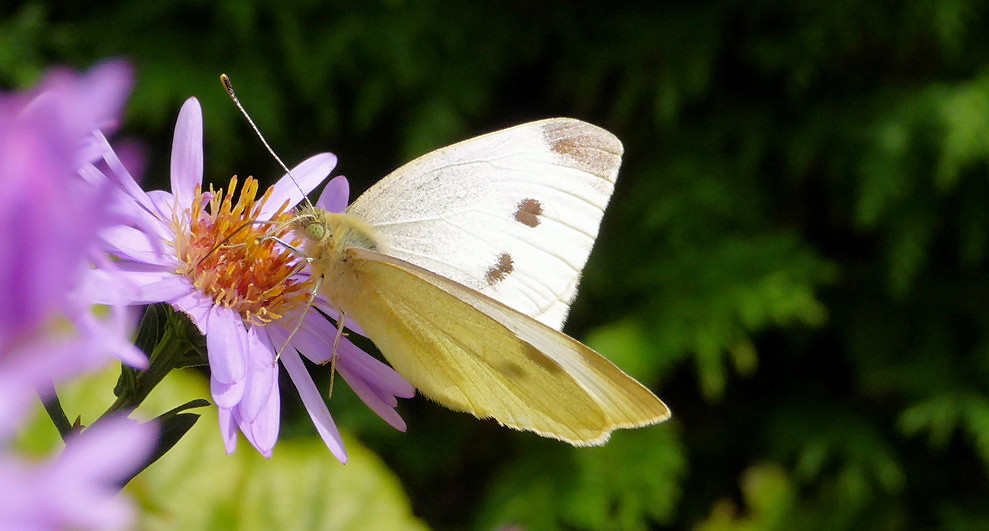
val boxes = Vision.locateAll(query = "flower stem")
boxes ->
[38,382,75,441]
[98,305,204,421]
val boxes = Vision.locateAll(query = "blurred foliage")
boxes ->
[6,0,989,528]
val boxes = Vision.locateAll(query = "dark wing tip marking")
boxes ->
[485,252,514,286]
[513,198,543,227]
[542,120,623,180]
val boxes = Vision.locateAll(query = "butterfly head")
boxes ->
[292,206,331,244]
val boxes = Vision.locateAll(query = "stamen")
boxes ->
[172,176,312,326]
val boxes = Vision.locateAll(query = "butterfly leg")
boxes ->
[273,270,320,364]
[266,236,306,256]
[327,311,347,398]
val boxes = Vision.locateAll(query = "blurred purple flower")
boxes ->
[0,60,147,429]
[0,61,156,531]
[93,98,413,461]
[0,416,156,531]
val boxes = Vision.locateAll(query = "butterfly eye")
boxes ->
[305,222,326,241]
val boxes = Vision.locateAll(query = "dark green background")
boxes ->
[6,1,989,528]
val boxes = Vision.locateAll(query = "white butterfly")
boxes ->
[296,118,670,445]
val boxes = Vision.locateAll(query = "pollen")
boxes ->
[172,176,312,326]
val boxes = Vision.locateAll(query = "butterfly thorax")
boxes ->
[294,206,386,253]
[293,207,388,304]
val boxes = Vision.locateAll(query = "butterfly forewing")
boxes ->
[346,118,622,330]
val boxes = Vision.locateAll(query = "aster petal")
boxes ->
[0,380,37,439]
[146,190,181,222]
[100,225,172,266]
[338,365,408,432]
[56,416,155,485]
[74,310,148,370]
[86,267,191,306]
[237,328,276,421]
[0,340,77,437]
[136,277,196,305]
[206,306,247,384]
[74,269,133,306]
[60,59,133,139]
[217,408,238,455]
[316,175,350,213]
[78,132,142,180]
[146,190,174,213]
[170,290,214,334]
[78,163,172,244]
[277,345,348,462]
[243,372,280,458]
[259,153,338,218]
[210,375,245,408]
[0,460,37,528]
[287,318,335,364]
[76,160,110,187]
[24,60,133,150]
[170,98,204,210]
[337,339,416,398]
[91,132,159,217]
[111,342,148,370]
[109,139,146,186]
[313,299,367,337]
[1,144,102,329]
[15,414,154,531]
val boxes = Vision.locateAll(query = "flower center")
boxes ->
[173,176,311,326]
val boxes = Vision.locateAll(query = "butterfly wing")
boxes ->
[332,247,669,445]
[346,118,622,330]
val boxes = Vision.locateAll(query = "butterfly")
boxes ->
[292,118,670,445]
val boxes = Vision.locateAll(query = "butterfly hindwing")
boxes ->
[331,247,669,445]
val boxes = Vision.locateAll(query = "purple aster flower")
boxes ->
[0,60,147,430]
[94,98,413,461]
[0,416,156,531]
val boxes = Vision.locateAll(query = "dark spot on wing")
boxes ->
[514,198,543,228]
[485,252,514,286]
[522,343,563,374]
[499,361,526,378]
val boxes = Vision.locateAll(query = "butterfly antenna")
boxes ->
[220,74,314,210]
